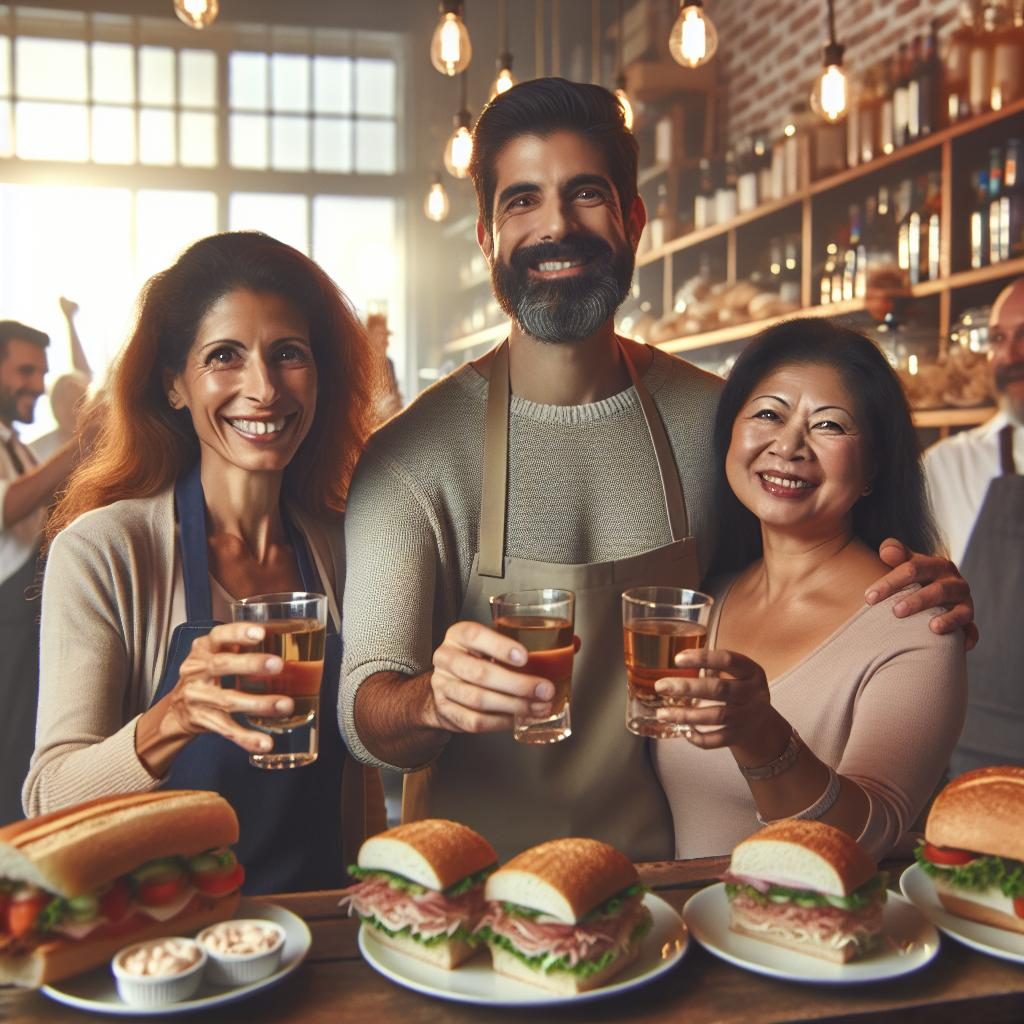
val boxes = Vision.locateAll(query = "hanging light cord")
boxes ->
[826,0,837,47]
[617,0,625,77]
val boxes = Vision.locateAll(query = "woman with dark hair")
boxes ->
[25,231,383,893]
[654,319,966,861]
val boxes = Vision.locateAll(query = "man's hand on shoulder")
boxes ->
[866,538,978,651]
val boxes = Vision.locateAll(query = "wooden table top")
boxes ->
[4,857,1023,1023]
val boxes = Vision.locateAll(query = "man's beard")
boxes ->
[0,389,34,425]
[491,233,634,343]
[996,360,1024,422]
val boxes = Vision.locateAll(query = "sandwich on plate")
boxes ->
[475,837,651,995]
[339,818,497,968]
[0,791,244,987]
[724,820,886,963]
[915,765,1024,934]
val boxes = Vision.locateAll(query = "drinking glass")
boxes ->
[621,587,714,738]
[489,588,575,744]
[230,592,328,769]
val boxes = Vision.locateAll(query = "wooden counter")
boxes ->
[4,857,1023,1023]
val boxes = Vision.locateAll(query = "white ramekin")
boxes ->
[111,937,207,1007]
[196,919,286,985]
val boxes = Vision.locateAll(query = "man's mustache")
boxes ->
[510,234,615,274]
[994,362,1024,391]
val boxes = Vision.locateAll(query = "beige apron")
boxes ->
[404,339,700,861]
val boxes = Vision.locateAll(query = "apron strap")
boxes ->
[998,424,1016,476]
[174,463,214,622]
[477,338,690,578]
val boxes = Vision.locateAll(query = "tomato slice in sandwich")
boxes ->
[192,862,245,897]
[99,878,132,923]
[7,893,48,938]
[921,843,976,866]
[1014,896,1024,919]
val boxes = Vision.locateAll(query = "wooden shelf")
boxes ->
[912,406,994,428]
[941,257,1024,291]
[443,321,508,354]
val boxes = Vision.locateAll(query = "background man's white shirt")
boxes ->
[0,421,46,585]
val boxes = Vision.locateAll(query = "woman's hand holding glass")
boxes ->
[155,624,294,758]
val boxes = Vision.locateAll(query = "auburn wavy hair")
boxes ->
[47,231,379,544]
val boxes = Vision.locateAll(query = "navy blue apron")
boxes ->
[150,464,345,894]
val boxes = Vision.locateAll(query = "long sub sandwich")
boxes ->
[0,791,244,987]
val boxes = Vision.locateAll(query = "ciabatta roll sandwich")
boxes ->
[475,837,652,995]
[0,791,244,987]
[724,820,886,964]
[916,765,1024,934]
[339,818,497,968]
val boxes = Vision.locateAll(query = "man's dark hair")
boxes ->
[709,318,940,576]
[0,320,49,361]
[469,77,638,236]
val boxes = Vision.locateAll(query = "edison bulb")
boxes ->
[668,2,718,68]
[810,44,849,123]
[431,10,472,77]
[615,87,635,131]
[174,0,218,29]
[424,177,450,222]
[490,65,516,100]
[444,124,473,178]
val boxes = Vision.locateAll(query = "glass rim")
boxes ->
[231,591,327,610]
[488,588,575,607]
[621,586,714,611]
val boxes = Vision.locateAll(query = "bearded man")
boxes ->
[339,79,974,860]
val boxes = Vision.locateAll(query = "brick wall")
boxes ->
[712,0,962,149]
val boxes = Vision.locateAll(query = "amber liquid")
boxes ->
[492,615,574,713]
[240,618,326,732]
[623,619,707,695]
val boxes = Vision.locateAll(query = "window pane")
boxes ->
[272,115,309,171]
[313,117,352,173]
[92,105,134,164]
[355,59,395,117]
[230,112,268,169]
[92,42,134,104]
[180,49,217,109]
[181,111,216,166]
[271,54,309,113]
[136,190,218,285]
[15,102,88,160]
[229,193,308,253]
[140,46,175,106]
[0,101,11,157]
[313,56,351,115]
[16,39,87,101]
[0,38,10,98]
[230,52,266,111]
[139,108,176,165]
[355,119,395,174]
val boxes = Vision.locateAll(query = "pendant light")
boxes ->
[444,73,473,179]
[668,1,718,68]
[489,0,516,99]
[614,0,635,130]
[431,1,473,77]
[809,0,849,122]
[424,173,451,222]
[174,0,218,29]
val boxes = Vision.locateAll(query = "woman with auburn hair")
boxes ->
[25,231,383,893]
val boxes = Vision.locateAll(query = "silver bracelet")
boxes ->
[757,766,842,826]
[738,727,801,781]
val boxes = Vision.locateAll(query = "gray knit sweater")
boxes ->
[340,348,724,768]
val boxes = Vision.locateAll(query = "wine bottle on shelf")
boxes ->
[694,158,716,230]
[969,168,991,269]
[893,43,911,148]
[857,66,880,164]
[649,183,671,249]
[991,4,1024,109]
[945,1,977,124]
[858,194,877,294]
[897,179,923,286]
[781,236,801,306]
[917,22,940,138]
[924,171,942,281]
[843,204,862,301]
[879,56,897,155]
[968,2,996,116]
[737,137,759,213]
[995,137,1023,261]
[820,242,839,305]
[987,145,1004,265]
[754,135,772,205]
[906,35,923,142]
[716,150,739,224]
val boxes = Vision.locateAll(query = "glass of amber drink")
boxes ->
[490,589,575,745]
[231,592,328,769]
[622,587,714,738]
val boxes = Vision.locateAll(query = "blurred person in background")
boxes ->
[25,232,384,891]
[367,312,402,424]
[31,296,93,463]
[0,318,92,823]
[924,279,1024,775]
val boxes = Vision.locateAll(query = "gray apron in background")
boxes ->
[403,340,699,861]
[951,424,1024,776]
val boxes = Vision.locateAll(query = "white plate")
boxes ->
[357,892,688,1007]
[900,862,1024,964]
[41,900,311,1017]
[683,882,939,984]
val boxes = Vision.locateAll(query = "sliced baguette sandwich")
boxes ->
[0,791,244,987]
[916,765,1024,934]
[476,837,651,995]
[724,820,886,964]
[339,818,497,968]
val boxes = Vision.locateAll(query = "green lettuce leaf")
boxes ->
[725,872,887,911]
[363,916,480,947]
[500,882,648,922]
[444,864,497,897]
[914,845,1024,898]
